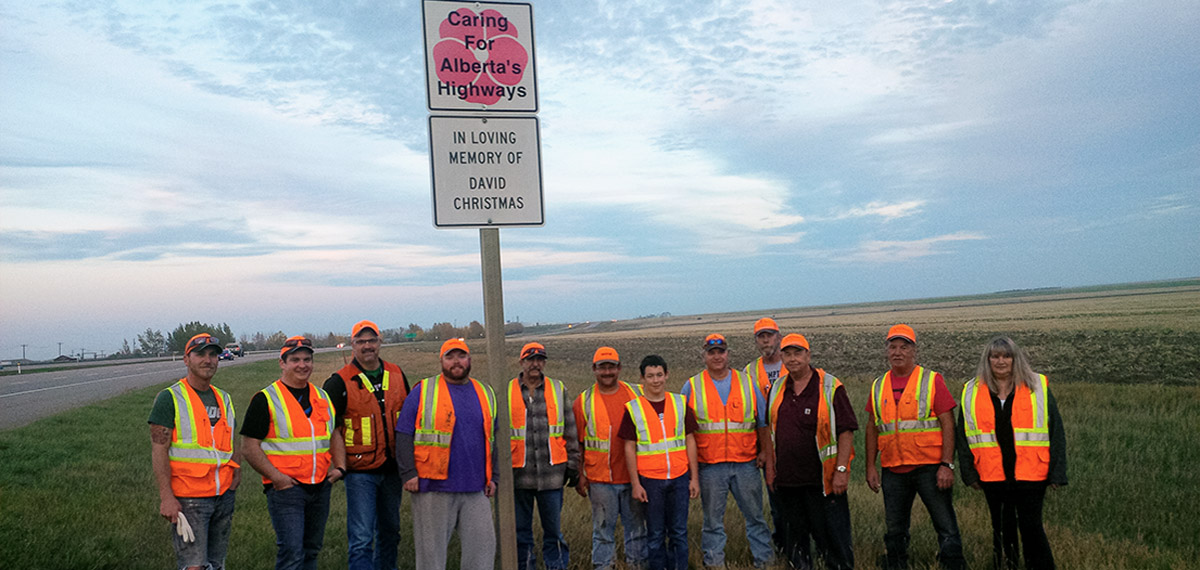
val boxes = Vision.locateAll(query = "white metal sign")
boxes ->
[429,115,543,228]
[422,1,537,113]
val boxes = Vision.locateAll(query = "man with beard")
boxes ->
[396,338,498,570]
[324,320,410,570]
[148,333,241,570]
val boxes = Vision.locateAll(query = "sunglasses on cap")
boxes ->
[186,335,220,354]
[284,337,314,349]
[705,338,726,346]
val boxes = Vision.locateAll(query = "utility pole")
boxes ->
[20,344,27,360]
[58,342,63,356]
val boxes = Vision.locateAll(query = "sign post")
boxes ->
[421,3,539,570]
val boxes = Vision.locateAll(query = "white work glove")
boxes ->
[175,511,195,543]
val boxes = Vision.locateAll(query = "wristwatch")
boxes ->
[835,465,848,473]
[940,462,955,470]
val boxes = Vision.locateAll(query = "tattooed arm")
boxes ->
[150,423,181,522]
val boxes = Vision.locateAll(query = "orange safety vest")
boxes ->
[338,361,408,471]
[165,379,238,497]
[626,393,689,480]
[412,375,496,482]
[259,380,334,485]
[766,369,854,495]
[685,369,759,464]
[577,381,643,482]
[961,375,1051,482]
[870,366,944,468]
[509,376,567,468]
[743,357,787,401]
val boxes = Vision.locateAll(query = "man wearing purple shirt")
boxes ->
[396,339,498,570]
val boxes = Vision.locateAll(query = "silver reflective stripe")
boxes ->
[962,380,980,432]
[420,376,441,430]
[1032,374,1048,429]
[966,433,998,445]
[511,428,527,438]
[819,444,838,460]
[914,367,930,418]
[696,422,725,432]
[414,432,453,445]
[169,447,233,462]
[262,439,329,454]
[725,421,755,431]
[584,437,610,452]
[1014,432,1050,442]
[895,419,941,430]
[168,384,195,443]
[263,384,293,439]
[548,425,564,436]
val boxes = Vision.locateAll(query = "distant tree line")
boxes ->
[114,319,523,358]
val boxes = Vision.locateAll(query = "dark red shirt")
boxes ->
[773,368,858,488]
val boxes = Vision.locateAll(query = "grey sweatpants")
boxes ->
[411,490,496,570]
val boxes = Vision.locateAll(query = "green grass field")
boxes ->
[3,286,1199,569]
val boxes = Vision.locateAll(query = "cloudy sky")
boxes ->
[2,0,1197,360]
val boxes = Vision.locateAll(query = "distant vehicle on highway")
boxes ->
[225,343,244,357]
[219,349,235,361]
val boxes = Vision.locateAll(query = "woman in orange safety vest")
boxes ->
[956,337,1067,570]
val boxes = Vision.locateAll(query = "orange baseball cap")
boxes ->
[351,320,379,338]
[886,324,916,344]
[520,342,547,360]
[279,336,314,359]
[703,333,727,351]
[781,333,810,351]
[185,333,222,356]
[440,338,469,356]
[753,318,779,335]
[593,346,620,364]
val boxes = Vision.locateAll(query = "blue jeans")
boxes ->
[641,474,690,570]
[266,483,332,570]
[881,465,965,570]
[587,482,647,569]
[172,490,236,570]
[345,470,403,570]
[515,488,569,570]
[698,461,774,567]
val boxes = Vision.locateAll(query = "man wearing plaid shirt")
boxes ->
[509,342,581,570]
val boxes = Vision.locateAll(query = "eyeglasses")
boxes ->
[283,337,313,348]
[353,338,381,346]
[187,335,220,353]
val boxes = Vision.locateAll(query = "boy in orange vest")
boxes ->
[620,355,699,570]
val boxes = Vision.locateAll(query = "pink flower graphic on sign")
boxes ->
[433,8,528,105]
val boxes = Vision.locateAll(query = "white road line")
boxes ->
[0,369,180,399]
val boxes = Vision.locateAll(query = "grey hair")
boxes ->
[975,336,1038,394]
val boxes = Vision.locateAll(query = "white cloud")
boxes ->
[838,231,985,263]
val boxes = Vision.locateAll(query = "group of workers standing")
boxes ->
[149,317,1066,570]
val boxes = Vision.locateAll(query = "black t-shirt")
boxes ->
[239,383,313,441]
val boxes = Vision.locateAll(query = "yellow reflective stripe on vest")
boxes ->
[629,397,686,455]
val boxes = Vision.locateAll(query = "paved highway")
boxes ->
[0,352,284,430]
